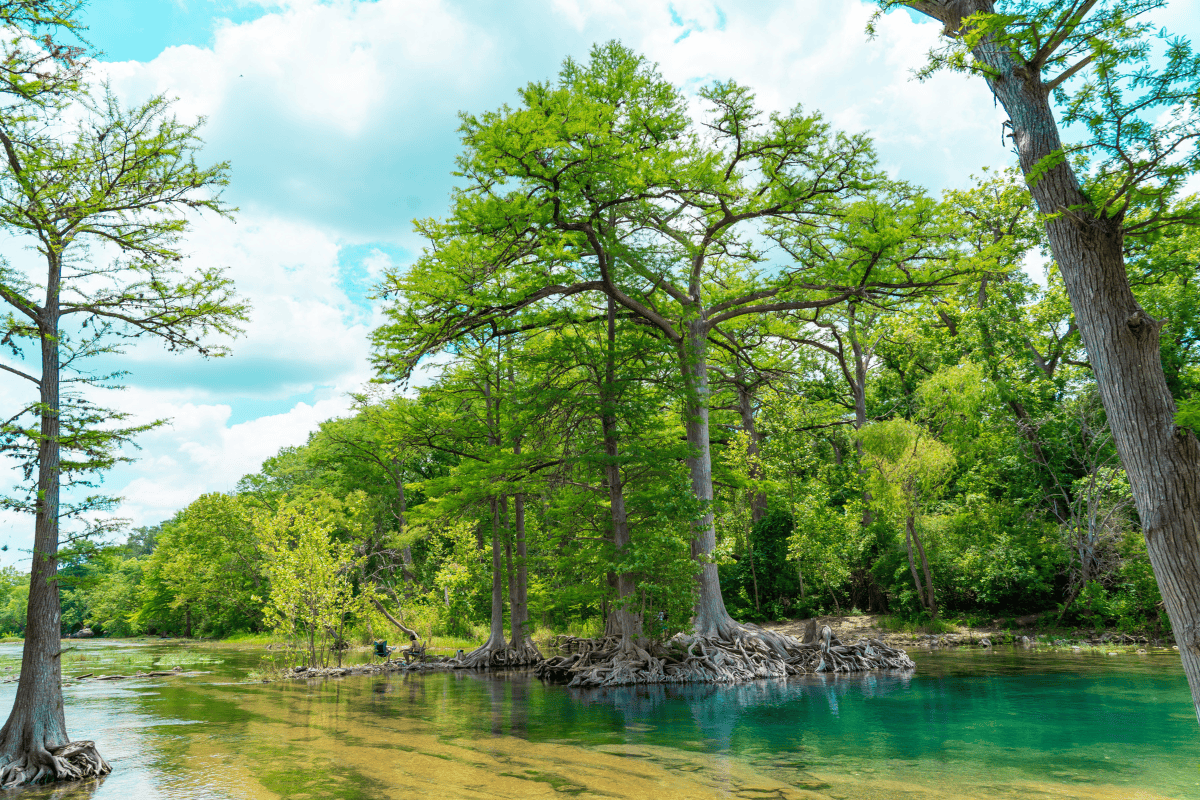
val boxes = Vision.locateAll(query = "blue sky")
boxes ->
[1,0,1198,558]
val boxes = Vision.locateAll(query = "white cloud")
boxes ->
[103,392,355,528]
[99,0,506,243]
[10,0,1194,548]
[93,210,373,400]
[603,1,1011,191]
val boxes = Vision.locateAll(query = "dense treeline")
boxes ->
[37,43,1199,651]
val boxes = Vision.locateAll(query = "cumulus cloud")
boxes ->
[109,211,374,399]
[544,1,1011,191]
[99,0,513,243]
[102,392,355,528]
[7,0,1194,544]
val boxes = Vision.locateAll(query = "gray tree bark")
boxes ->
[736,381,768,525]
[903,0,1200,720]
[681,318,740,639]
[0,249,109,785]
[602,299,642,641]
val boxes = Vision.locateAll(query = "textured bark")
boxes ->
[906,0,1200,720]
[736,382,768,525]
[0,250,110,787]
[370,597,420,641]
[502,494,515,639]
[905,514,938,619]
[681,319,739,640]
[511,492,531,648]
[466,373,509,665]
[504,355,537,661]
[460,496,509,667]
[487,498,506,648]
[602,299,642,641]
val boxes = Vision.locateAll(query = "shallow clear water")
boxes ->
[0,641,1195,799]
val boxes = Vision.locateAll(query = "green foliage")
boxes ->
[721,509,803,622]
[858,419,955,514]
[254,492,373,668]
[0,568,28,635]
[136,493,264,637]
[429,519,492,638]
[49,38,1199,647]
[613,474,700,640]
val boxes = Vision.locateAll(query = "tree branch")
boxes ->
[0,361,39,386]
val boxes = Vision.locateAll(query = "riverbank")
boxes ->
[763,614,1176,653]
[11,639,1194,800]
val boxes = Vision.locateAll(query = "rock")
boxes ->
[1136,649,1147,655]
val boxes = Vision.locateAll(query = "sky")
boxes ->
[0,0,1198,561]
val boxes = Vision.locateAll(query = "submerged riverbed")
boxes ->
[0,640,1195,799]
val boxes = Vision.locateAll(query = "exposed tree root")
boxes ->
[0,740,110,789]
[452,637,542,669]
[536,624,914,687]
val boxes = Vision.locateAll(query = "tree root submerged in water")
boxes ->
[535,625,914,688]
[0,740,110,789]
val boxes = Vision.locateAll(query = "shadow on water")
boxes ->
[0,643,1197,799]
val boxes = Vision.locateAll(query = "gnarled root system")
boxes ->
[453,639,543,669]
[0,740,110,789]
[536,625,914,687]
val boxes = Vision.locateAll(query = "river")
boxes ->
[0,640,1194,799]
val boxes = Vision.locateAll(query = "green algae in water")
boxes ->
[0,642,1196,799]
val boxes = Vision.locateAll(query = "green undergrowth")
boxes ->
[876,615,963,635]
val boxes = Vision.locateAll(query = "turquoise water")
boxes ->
[0,642,1195,799]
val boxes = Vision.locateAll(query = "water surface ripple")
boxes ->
[0,641,1194,799]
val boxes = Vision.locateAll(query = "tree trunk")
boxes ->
[486,357,505,651]
[504,347,535,658]
[511,491,531,648]
[468,364,508,664]
[903,515,929,615]
[736,382,768,524]
[502,493,516,640]
[603,298,642,641]
[847,305,876,528]
[0,261,110,785]
[919,0,1200,720]
[682,318,739,639]
[484,496,508,651]
[913,517,937,619]
[371,595,420,641]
